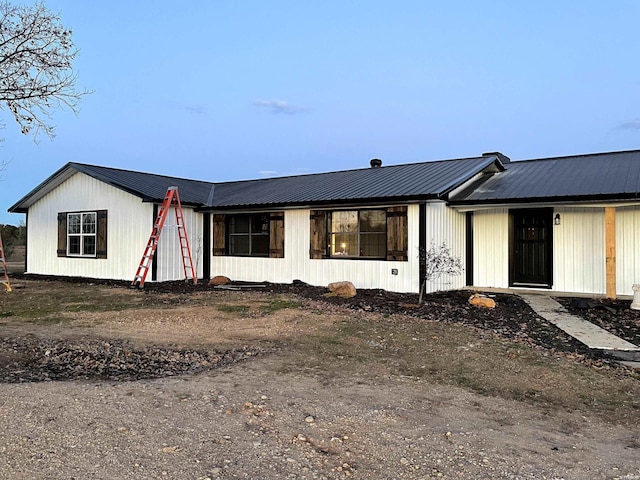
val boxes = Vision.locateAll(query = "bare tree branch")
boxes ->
[0,1,90,142]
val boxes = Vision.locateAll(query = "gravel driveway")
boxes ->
[2,354,639,480]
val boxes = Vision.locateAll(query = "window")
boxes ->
[329,209,387,258]
[213,212,284,258]
[310,206,407,261]
[227,214,270,256]
[57,210,107,259]
[67,212,96,256]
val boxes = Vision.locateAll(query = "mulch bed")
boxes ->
[4,276,640,382]
[556,297,640,347]
[263,283,621,356]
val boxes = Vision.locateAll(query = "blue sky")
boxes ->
[2,1,640,225]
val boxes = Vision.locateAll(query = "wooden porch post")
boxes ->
[605,207,616,299]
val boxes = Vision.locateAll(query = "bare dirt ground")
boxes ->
[1,279,640,479]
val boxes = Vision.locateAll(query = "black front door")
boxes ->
[510,208,553,287]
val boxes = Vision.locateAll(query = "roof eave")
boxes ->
[198,193,443,211]
[8,162,77,213]
[449,192,640,206]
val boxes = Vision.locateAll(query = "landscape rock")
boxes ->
[468,293,496,309]
[327,281,357,298]
[209,275,231,286]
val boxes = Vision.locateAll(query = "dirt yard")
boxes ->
[1,279,640,479]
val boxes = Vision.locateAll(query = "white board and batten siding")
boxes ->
[26,172,203,282]
[617,206,640,296]
[471,206,618,295]
[211,205,422,293]
[154,206,204,282]
[553,207,605,295]
[424,202,467,293]
[26,172,153,280]
[472,208,510,289]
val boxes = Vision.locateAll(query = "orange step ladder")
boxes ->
[0,233,11,292]
[132,186,197,288]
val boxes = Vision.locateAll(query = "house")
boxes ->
[8,150,640,298]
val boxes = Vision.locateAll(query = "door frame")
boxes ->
[509,208,553,288]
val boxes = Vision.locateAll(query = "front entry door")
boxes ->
[511,209,553,288]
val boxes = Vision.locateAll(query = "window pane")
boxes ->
[68,214,81,234]
[230,216,250,234]
[360,232,386,257]
[252,215,269,234]
[229,235,249,255]
[360,210,386,232]
[83,236,96,255]
[82,213,96,234]
[331,211,358,233]
[330,233,358,256]
[251,234,269,256]
[68,236,81,254]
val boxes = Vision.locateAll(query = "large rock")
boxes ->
[209,275,231,286]
[468,293,496,309]
[327,281,357,298]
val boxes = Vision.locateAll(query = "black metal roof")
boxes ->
[9,163,216,213]
[450,150,640,205]
[9,155,503,212]
[208,156,502,208]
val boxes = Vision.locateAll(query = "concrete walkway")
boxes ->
[520,294,640,354]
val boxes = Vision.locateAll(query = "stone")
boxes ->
[468,293,496,309]
[209,275,231,286]
[327,281,357,298]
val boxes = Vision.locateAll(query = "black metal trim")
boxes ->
[465,212,474,286]
[419,203,426,286]
[202,212,211,280]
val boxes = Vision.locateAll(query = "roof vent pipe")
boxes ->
[370,158,382,168]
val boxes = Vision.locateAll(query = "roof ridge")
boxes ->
[210,155,489,187]
[515,149,640,164]
[69,162,216,186]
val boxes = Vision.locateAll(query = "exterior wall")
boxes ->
[26,172,153,280]
[471,206,609,295]
[424,202,467,292]
[26,172,202,282]
[210,205,421,293]
[155,205,204,282]
[617,206,640,296]
[472,208,510,288]
[553,207,605,295]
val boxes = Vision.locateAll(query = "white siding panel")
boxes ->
[616,206,640,296]
[27,172,152,280]
[155,206,204,282]
[210,206,421,293]
[473,208,509,288]
[553,207,605,295]
[424,202,466,292]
